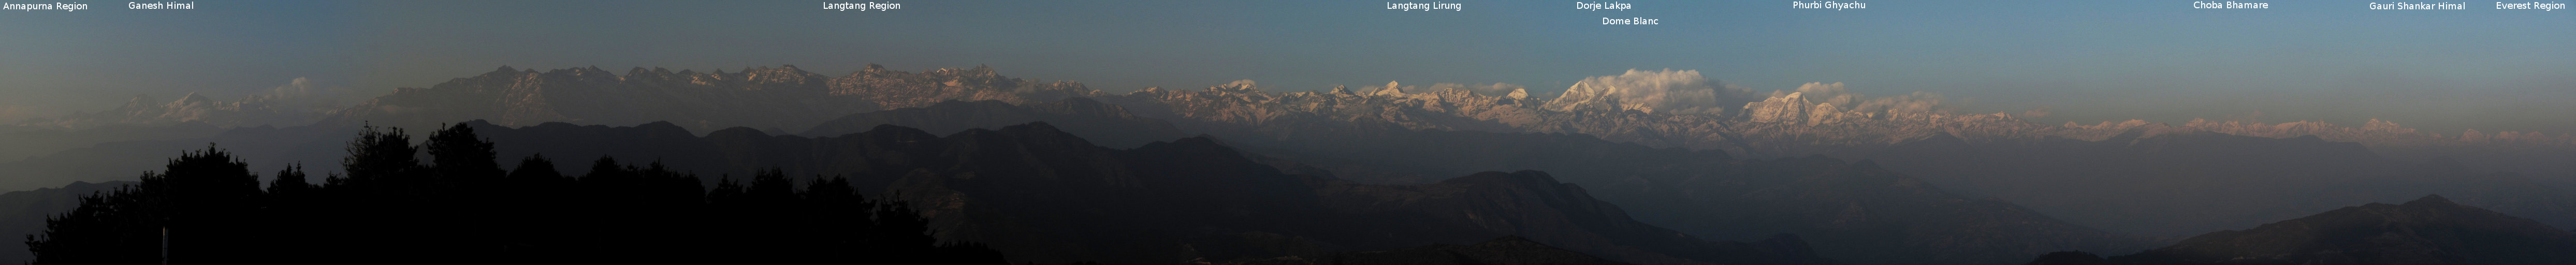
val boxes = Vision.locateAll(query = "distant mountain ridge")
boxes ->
[297,65,2571,153]
[19,93,321,130]
[15,77,356,130]
[319,65,1097,132]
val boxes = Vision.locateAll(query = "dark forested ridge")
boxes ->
[2020,195,2576,265]
[816,98,2155,265]
[798,98,1188,149]
[1847,131,2576,237]
[502,121,1829,264]
[20,121,1836,264]
[22,124,1017,264]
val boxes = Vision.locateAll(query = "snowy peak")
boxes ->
[1372,81,1407,96]
[1541,80,1621,113]
[1326,85,1355,96]
[1744,92,1811,123]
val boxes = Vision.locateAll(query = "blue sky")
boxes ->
[2,0,2570,133]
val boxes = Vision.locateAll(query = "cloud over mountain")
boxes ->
[1752,82,1953,116]
[1774,82,1862,107]
[1544,69,1754,115]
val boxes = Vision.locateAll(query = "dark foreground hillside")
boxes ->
[2025,195,2576,265]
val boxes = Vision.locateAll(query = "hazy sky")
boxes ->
[2,0,2570,133]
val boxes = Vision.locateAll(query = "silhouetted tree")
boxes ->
[25,175,164,264]
[506,154,562,181]
[427,123,503,190]
[255,163,322,264]
[337,124,419,196]
[158,144,260,262]
[504,154,571,204]
[266,164,313,195]
[874,192,941,254]
[27,145,254,264]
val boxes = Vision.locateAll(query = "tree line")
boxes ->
[25,123,1029,264]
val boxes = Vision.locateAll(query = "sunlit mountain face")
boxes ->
[7,1,2573,264]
